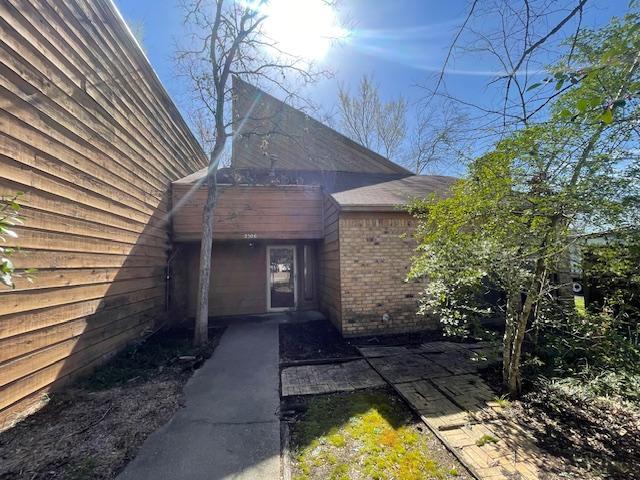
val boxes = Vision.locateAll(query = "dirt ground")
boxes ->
[480,364,640,479]
[279,319,360,363]
[511,384,640,479]
[0,326,224,480]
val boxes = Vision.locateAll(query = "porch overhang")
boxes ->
[171,182,324,242]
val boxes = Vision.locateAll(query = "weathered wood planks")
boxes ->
[0,0,206,431]
[172,184,324,241]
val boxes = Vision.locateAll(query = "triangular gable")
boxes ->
[231,77,410,174]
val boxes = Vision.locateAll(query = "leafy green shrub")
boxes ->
[0,193,36,288]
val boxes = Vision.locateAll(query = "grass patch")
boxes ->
[289,389,465,480]
[475,435,499,447]
[493,394,511,409]
[574,295,586,316]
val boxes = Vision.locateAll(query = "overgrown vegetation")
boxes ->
[510,379,640,479]
[526,237,640,402]
[289,389,466,480]
[0,327,223,480]
[409,8,640,397]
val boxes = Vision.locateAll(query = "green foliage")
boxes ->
[475,435,499,447]
[0,193,23,288]
[528,237,640,400]
[409,10,640,394]
[0,193,36,288]
[584,235,640,320]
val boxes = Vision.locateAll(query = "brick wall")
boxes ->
[338,212,439,336]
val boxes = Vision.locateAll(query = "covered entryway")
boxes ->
[170,181,324,319]
[175,240,319,318]
[267,245,297,311]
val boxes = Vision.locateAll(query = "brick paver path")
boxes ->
[281,359,386,396]
[358,342,565,480]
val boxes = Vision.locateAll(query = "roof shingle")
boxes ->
[331,175,457,210]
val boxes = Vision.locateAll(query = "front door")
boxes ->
[267,245,297,311]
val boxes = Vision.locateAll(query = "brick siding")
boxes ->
[338,212,439,336]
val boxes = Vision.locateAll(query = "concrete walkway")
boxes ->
[118,321,281,480]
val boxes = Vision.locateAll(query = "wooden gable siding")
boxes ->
[172,184,324,241]
[318,194,342,329]
[0,0,206,430]
[231,78,410,175]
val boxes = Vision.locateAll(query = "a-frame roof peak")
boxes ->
[231,77,411,175]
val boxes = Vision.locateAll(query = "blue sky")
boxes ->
[115,0,631,168]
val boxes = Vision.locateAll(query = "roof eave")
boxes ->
[337,204,407,212]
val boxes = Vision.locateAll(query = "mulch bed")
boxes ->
[279,319,359,363]
[479,364,640,479]
[0,326,224,480]
[511,384,640,480]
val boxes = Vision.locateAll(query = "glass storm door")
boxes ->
[267,246,297,311]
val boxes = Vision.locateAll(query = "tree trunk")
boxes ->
[194,148,221,345]
[503,258,547,396]
[505,310,528,395]
[502,291,519,387]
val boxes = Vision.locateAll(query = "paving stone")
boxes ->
[280,360,385,396]
[365,346,566,479]
[430,374,506,422]
[396,380,473,429]
[455,341,498,350]
[368,354,451,383]
[356,345,413,358]
[419,341,468,354]
[428,350,496,375]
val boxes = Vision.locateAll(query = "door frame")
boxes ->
[266,244,297,312]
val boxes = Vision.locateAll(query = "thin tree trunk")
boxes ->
[194,148,221,345]
[502,291,519,386]
[504,258,546,395]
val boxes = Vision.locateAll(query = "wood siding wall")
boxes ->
[231,78,410,174]
[318,195,342,330]
[0,0,205,430]
[172,184,324,241]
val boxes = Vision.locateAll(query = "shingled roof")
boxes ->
[331,175,457,211]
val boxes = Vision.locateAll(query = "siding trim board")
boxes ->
[0,0,205,431]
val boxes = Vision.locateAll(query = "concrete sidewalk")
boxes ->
[118,321,281,480]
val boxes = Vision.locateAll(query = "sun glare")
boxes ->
[261,0,346,60]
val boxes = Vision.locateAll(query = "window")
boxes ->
[303,245,314,301]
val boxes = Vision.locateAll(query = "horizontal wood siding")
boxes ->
[319,195,342,330]
[0,0,206,430]
[172,184,324,241]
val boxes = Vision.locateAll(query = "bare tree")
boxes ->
[422,0,590,139]
[338,74,407,161]
[409,100,470,174]
[176,0,330,344]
